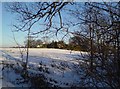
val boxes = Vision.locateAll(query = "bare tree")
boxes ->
[5,2,69,79]
[67,2,120,88]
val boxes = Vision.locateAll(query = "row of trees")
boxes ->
[24,35,90,51]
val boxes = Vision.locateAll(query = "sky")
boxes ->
[0,1,118,47]
[1,3,27,47]
[1,2,73,47]
[0,3,2,47]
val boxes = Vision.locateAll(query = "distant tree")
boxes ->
[24,36,36,48]
[42,36,49,45]
[47,40,67,49]
[57,40,67,49]
[47,41,58,48]
[36,39,43,47]
[69,35,91,51]
[47,40,54,48]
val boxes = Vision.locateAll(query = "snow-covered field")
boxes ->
[0,51,2,89]
[0,48,88,87]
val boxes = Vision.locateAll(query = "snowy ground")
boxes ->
[0,48,88,88]
[0,52,2,89]
[0,50,20,88]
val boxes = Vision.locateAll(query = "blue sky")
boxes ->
[1,2,85,47]
[2,3,27,47]
[0,1,116,47]
[0,3,2,47]
[1,2,36,47]
[1,2,72,47]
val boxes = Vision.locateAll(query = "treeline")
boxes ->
[24,36,90,51]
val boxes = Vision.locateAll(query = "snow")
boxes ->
[0,50,3,88]
[0,48,88,87]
